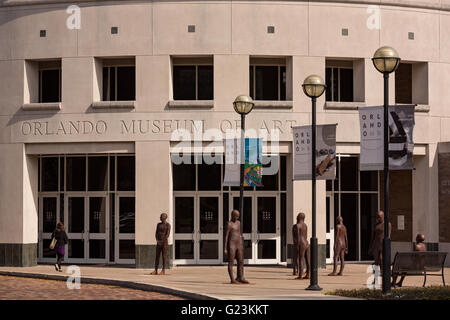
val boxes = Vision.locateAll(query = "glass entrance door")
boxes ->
[115,196,135,263]
[230,194,280,264]
[38,195,60,263]
[64,195,110,263]
[88,196,108,263]
[65,196,87,263]
[174,195,222,264]
[197,195,221,264]
[326,194,335,264]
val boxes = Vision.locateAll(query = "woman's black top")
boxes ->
[51,230,68,246]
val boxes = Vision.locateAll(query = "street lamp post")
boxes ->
[372,46,401,295]
[302,75,326,291]
[233,95,255,236]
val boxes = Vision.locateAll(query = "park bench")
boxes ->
[391,251,447,287]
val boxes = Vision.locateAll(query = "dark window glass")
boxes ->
[360,194,378,260]
[280,66,286,101]
[326,180,332,191]
[42,239,54,258]
[198,163,220,191]
[199,240,218,260]
[256,158,279,191]
[255,66,278,100]
[175,240,194,259]
[40,69,60,103]
[102,67,109,101]
[119,197,135,233]
[340,193,358,261]
[249,66,254,99]
[244,240,252,259]
[38,158,41,192]
[199,197,219,234]
[110,193,115,262]
[117,156,135,191]
[339,68,353,102]
[257,197,276,234]
[326,196,331,233]
[222,193,229,262]
[172,157,196,191]
[257,240,276,259]
[173,66,196,100]
[340,156,358,191]
[326,67,332,101]
[334,156,340,191]
[281,193,287,262]
[198,66,213,100]
[233,196,252,234]
[42,157,58,191]
[119,240,135,259]
[109,67,116,100]
[69,239,84,258]
[117,66,135,101]
[109,156,115,191]
[68,197,84,233]
[326,239,331,259]
[66,157,86,191]
[43,197,57,233]
[89,240,106,259]
[360,171,378,191]
[175,197,194,233]
[88,157,108,191]
[280,155,286,191]
[395,63,412,104]
[332,68,338,101]
[60,157,64,191]
[89,197,106,233]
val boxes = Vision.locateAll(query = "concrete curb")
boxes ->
[0,270,218,300]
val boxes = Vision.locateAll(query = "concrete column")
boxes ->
[136,55,171,111]
[213,55,249,112]
[0,143,38,267]
[135,141,173,268]
[61,57,96,113]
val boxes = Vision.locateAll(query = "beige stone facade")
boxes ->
[0,0,449,267]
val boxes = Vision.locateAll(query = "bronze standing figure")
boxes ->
[292,223,299,276]
[368,210,391,273]
[151,213,171,275]
[295,212,310,280]
[328,216,348,276]
[224,210,249,284]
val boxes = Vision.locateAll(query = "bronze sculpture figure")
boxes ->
[392,233,427,287]
[150,213,171,275]
[292,223,298,275]
[294,212,310,280]
[369,210,391,272]
[328,216,348,276]
[224,210,249,284]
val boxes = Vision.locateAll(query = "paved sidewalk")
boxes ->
[0,264,448,300]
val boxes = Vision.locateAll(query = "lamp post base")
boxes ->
[305,284,323,291]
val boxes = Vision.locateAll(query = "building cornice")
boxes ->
[1,0,449,12]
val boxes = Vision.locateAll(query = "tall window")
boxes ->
[395,63,412,104]
[39,63,61,103]
[102,62,135,101]
[172,64,213,100]
[249,64,286,100]
[325,66,353,102]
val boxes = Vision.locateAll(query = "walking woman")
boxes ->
[51,222,68,272]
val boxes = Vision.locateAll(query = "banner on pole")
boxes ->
[223,138,263,187]
[359,105,415,171]
[293,124,337,181]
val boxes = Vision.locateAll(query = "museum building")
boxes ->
[0,0,449,268]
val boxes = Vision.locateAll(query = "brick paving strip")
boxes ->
[0,275,184,300]
[1,264,448,300]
